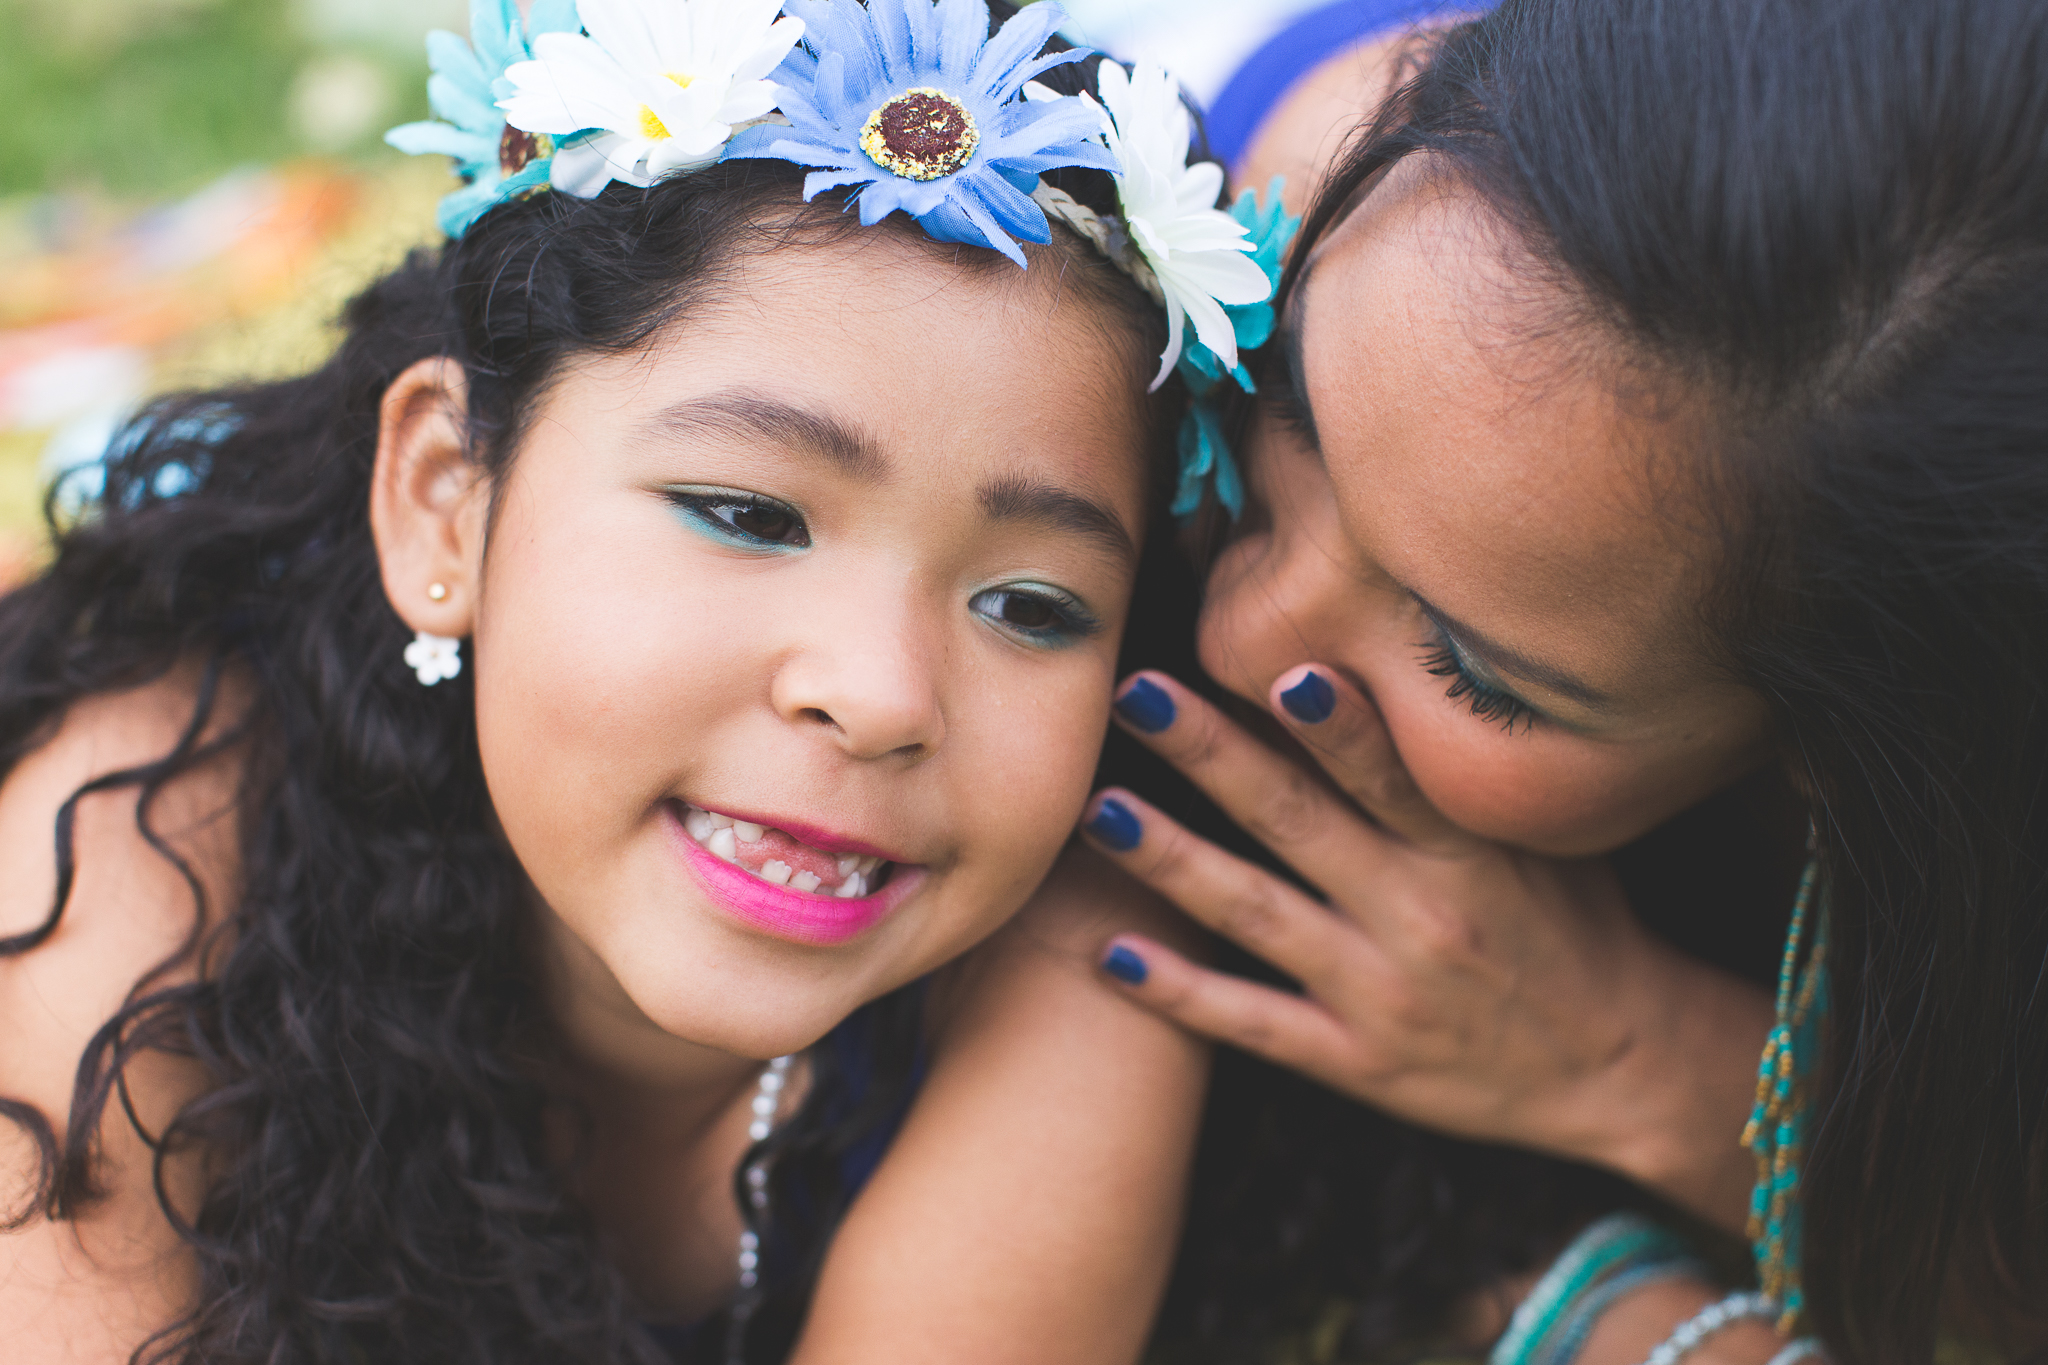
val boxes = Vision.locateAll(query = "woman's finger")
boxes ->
[1266,664,1473,854]
[1095,932,1361,1085]
[1076,788,1364,998]
[1105,673,1400,892]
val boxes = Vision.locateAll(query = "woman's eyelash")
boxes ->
[664,489,810,548]
[1418,632,1538,733]
[1266,384,1317,443]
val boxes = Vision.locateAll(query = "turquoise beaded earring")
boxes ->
[1741,852,1830,1331]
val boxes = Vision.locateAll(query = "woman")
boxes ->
[1083,0,2048,1360]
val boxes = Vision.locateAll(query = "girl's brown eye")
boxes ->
[970,587,1098,649]
[991,592,1059,630]
[668,490,812,548]
[729,504,805,544]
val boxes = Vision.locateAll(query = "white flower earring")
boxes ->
[406,582,462,687]
[406,633,463,687]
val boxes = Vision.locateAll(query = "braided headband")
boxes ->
[388,0,1297,516]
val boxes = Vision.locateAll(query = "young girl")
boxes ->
[0,1,1279,1360]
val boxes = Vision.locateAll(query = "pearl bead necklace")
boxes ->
[725,1054,793,1365]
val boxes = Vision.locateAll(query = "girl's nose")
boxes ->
[769,617,946,762]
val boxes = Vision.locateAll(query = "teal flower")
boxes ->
[1172,177,1300,519]
[386,0,583,238]
[725,0,1118,266]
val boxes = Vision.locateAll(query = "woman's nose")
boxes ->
[769,614,946,761]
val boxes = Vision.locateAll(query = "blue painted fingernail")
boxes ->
[1280,671,1336,724]
[1113,677,1176,733]
[1085,798,1143,852]
[1102,944,1149,985]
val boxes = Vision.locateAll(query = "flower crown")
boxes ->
[388,0,1296,516]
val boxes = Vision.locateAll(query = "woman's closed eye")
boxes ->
[970,585,1102,649]
[665,487,811,548]
[1266,383,1317,447]
[1417,619,1539,734]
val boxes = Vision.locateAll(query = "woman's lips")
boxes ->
[667,802,921,946]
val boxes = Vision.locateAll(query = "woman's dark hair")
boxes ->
[0,18,1172,1360]
[1193,0,2048,1358]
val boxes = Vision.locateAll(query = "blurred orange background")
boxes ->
[0,0,460,588]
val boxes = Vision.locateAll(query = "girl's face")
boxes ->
[1202,162,1773,857]
[468,235,1151,1058]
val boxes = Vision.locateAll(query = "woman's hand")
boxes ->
[1083,667,1773,1231]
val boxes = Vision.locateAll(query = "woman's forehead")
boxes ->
[1296,170,1723,702]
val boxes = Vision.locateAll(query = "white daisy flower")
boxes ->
[498,0,805,196]
[1093,61,1273,390]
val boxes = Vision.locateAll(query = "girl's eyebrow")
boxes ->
[644,389,889,481]
[979,475,1136,565]
[644,389,1134,563]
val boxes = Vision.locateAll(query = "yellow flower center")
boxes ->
[860,88,979,180]
[637,74,695,142]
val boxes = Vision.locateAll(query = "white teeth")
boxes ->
[686,807,889,895]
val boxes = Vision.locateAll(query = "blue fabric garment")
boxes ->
[1205,0,1490,171]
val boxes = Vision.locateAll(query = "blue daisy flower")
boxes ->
[725,0,1119,266]
[1173,178,1301,518]
[385,0,584,238]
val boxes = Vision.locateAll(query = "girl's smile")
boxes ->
[670,801,921,946]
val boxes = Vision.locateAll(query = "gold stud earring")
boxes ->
[428,583,449,602]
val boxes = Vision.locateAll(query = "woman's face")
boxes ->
[468,234,1150,1058]
[1202,162,1772,857]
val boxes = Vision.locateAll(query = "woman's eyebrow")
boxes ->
[1412,592,1616,711]
[979,475,1137,565]
[643,389,889,481]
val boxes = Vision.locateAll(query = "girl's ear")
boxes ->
[370,357,489,637]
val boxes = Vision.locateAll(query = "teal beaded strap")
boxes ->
[1538,1257,1707,1365]
[1741,857,1830,1332]
[1489,1214,1692,1365]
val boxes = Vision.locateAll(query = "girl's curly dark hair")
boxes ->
[0,39,1166,1358]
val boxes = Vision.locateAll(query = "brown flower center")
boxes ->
[498,125,553,177]
[859,88,979,181]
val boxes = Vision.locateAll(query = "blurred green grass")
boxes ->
[1,0,437,197]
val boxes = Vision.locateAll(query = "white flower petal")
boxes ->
[1150,298,1186,391]
[551,134,653,194]
[1174,158,1226,216]
[731,14,807,83]
[1173,282,1240,370]
[1164,247,1273,306]
[578,0,666,78]
[646,136,726,175]
[711,79,781,128]
[503,38,647,136]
